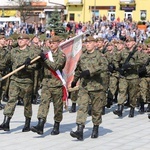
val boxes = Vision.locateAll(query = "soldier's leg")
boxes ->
[138,78,147,113]
[128,78,139,117]
[0,80,20,131]
[51,87,63,135]
[146,78,150,112]
[70,87,89,140]
[90,90,103,138]
[31,85,51,135]
[113,78,128,117]
[107,76,118,108]
[21,83,33,132]
[69,90,79,113]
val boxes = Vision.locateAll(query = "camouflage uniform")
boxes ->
[37,48,66,122]
[0,46,11,109]
[4,35,39,118]
[73,49,107,125]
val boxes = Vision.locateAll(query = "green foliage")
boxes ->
[144,38,150,44]
[47,8,68,37]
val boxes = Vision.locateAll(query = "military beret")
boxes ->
[18,34,30,40]
[49,36,61,42]
[126,37,135,42]
[117,40,124,44]
[0,35,5,39]
[6,37,13,41]
[85,36,95,42]
[96,37,104,42]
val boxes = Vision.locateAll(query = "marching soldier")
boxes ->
[0,34,40,132]
[31,36,66,135]
[70,36,108,140]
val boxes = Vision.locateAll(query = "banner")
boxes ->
[59,34,83,88]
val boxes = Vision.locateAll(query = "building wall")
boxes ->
[65,0,150,22]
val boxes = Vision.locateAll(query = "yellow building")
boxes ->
[65,0,150,22]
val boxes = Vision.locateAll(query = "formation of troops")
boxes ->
[0,31,150,141]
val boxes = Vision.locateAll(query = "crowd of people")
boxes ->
[0,18,150,141]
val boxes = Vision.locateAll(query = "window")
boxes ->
[140,10,146,21]
[69,13,74,21]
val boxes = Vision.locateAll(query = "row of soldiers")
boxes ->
[0,32,149,140]
[69,36,150,120]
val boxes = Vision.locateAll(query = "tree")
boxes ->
[47,8,67,37]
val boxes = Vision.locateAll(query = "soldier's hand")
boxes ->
[40,53,47,61]
[80,70,90,78]
[138,66,147,77]
[24,58,31,67]
[122,63,132,70]
[71,81,77,88]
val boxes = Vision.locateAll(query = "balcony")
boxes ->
[66,0,83,6]
[120,0,136,5]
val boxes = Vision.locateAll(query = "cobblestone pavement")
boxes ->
[0,101,150,150]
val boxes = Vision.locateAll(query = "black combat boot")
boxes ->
[102,106,105,115]
[128,106,135,118]
[22,117,31,132]
[91,125,99,138]
[146,103,150,112]
[138,102,145,114]
[51,121,60,135]
[106,98,113,108]
[113,104,124,117]
[30,118,45,135]
[88,104,92,116]
[148,114,150,119]
[70,124,84,140]
[69,103,76,113]
[0,116,11,131]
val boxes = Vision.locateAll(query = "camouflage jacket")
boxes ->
[73,49,108,91]
[42,49,66,88]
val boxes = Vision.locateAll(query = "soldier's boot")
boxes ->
[113,104,124,117]
[148,114,150,119]
[22,117,31,132]
[88,104,92,116]
[138,102,145,114]
[0,116,11,131]
[91,125,99,138]
[70,124,84,140]
[128,106,135,118]
[51,121,60,135]
[102,106,105,115]
[124,100,130,107]
[106,98,113,108]
[146,103,150,112]
[69,103,76,113]
[30,118,45,135]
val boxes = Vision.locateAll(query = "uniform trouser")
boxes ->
[70,90,79,103]
[76,87,103,125]
[118,78,139,107]
[101,72,109,106]
[37,85,63,122]
[4,80,33,118]
[139,77,150,104]
[33,70,40,96]
[108,76,118,99]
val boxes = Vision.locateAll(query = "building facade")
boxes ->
[65,0,150,22]
[0,0,66,23]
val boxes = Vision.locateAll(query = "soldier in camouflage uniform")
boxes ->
[0,35,11,110]
[31,36,66,135]
[70,36,108,140]
[113,37,142,118]
[96,37,109,114]
[0,34,40,132]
